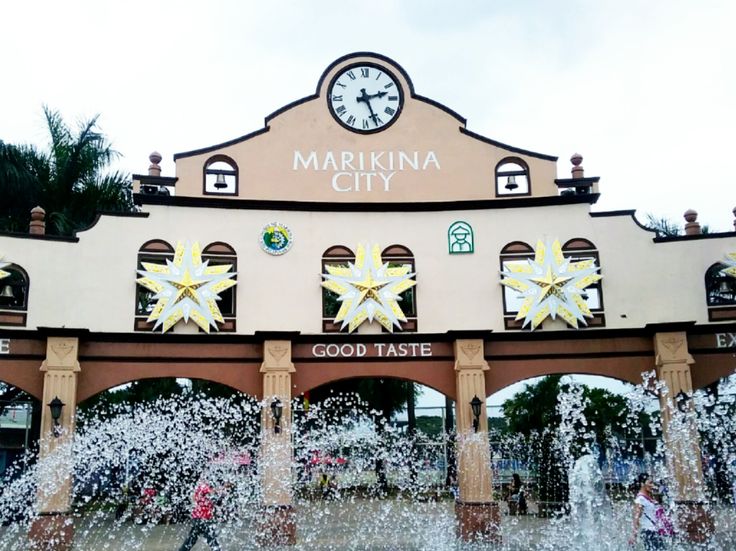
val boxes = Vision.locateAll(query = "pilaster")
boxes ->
[30,337,80,550]
[258,340,296,545]
[453,339,500,543]
[653,331,713,542]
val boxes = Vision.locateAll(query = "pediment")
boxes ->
[163,53,559,203]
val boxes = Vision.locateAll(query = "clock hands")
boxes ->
[356,88,386,127]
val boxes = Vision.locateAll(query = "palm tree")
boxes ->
[0,106,133,236]
[0,140,40,232]
[643,212,710,237]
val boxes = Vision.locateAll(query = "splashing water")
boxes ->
[0,382,734,550]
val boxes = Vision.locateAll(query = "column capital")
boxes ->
[260,340,295,373]
[653,331,693,368]
[453,339,489,372]
[40,337,80,372]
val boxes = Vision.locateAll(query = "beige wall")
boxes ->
[169,54,558,202]
[1,204,734,335]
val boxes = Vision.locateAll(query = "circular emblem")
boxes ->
[260,222,293,255]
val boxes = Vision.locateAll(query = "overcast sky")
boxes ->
[2,1,734,407]
[2,0,734,230]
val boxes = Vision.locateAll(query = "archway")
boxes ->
[293,377,454,499]
[484,373,661,516]
[0,381,41,478]
[71,377,261,526]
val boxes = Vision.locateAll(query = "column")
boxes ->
[453,339,500,543]
[29,337,81,551]
[653,331,714,542]
[257,340,296,546]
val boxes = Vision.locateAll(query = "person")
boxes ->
[319,472,332,499]
[509,473,528,515]
[177,476,222,551]
[629,473,673,550]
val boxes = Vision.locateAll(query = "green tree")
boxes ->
[642,212,711,237]
[501,376,650,508]
[0,107,133,236]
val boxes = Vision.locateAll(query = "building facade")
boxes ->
[1,52,735,546]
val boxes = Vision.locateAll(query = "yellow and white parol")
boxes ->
[321,243,416,333]
[500,239,602,330]
[136,241,237,333]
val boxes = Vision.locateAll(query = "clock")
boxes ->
[327,63,404,134]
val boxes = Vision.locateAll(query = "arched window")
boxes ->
[705,262,736,321]
[561,239,605,327]
[0,264,29,327]
[499,239,605,329]
[320,244,418,333]
[381,244,417,332]
[201,242,237,331]
[134,240,237,332]
[203,155,238,196]
[495,157,530,197]
[499,241,535,329]
[135,240,175,331]
[321,246,355,333]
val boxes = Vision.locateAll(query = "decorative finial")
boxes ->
[148,151,162,177]
[683,209,700,235]
[571,153,584,179]
[29,206,46,236]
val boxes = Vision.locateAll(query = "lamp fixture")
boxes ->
[675,390,691,413]
[270,398,283,434]
[470,395,483,433]
[48,396,64,437]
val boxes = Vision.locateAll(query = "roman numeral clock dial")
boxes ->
[327,63,404,134]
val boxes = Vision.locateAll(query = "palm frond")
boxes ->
[642,213,682,237]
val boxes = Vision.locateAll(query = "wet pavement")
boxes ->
[2,499,735,550]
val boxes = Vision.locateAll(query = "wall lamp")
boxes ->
[470,395,482,433]
[48,396,64,437]
[675,390,691,413]
[270,398,283,434]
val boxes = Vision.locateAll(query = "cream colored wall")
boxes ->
[1,205,734,335]
[171,54,558,202]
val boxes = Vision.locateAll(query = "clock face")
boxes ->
[327,63,404,134]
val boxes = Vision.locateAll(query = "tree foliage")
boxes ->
[0,107,133,236]
[642,212,711,237]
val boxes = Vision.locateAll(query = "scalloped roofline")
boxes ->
[174,52,556,162]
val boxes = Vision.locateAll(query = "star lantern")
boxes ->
[136,241,237,333]
[500,239,602,330]
[321,243,416,333]
[0,256,10,282]
[721,252,736,279]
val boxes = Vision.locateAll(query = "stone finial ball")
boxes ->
[30,206,46,219]
[683,209,698,222]
[149,151,162,164]
[570,153,583,166]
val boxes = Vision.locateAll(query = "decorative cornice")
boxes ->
[135,193,599,212]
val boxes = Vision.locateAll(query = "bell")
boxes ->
[0,285,13,299]
[214,173,228,189]
[719,280,732,294]
[505,175,518,191]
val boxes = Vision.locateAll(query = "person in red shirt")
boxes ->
[177,476,222,551]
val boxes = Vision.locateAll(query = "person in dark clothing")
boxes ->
[509,473,528,515]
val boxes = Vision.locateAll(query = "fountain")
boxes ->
[0,376,734,550]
